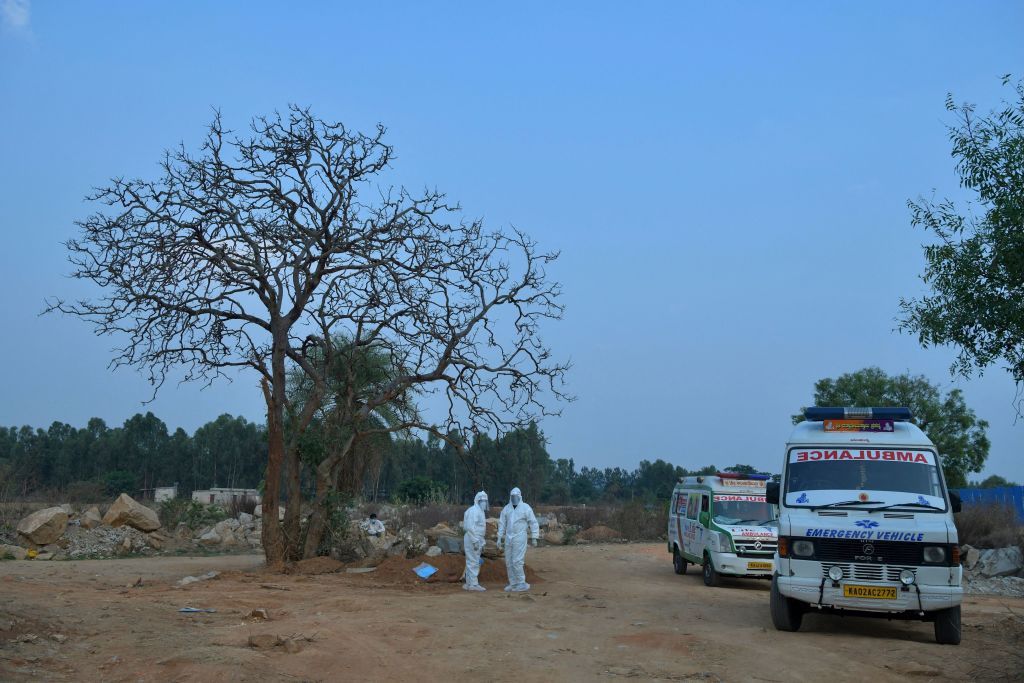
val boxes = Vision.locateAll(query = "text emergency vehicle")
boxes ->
[668,473,778,586]
[766,407,964,645]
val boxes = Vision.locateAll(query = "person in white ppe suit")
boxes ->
[462,491,489,591]
[497,486,539,592]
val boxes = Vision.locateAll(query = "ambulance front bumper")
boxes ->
[712,552,774,577]
[777,573,962,613]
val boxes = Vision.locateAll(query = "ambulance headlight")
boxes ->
[827,565,844,581]
[922,546,946,563]
[899,569,916,585]
[791,540,815,558]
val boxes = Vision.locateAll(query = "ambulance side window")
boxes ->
[674,493,686,515]
[701,495,710,513]
[686,494,700,519]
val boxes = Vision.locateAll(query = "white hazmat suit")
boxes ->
[462,491,489,591]
[497,487,539,592]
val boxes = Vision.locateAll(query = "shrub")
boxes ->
[66,480,105,503]
[394,476,447,505]
[159,499,228,530]
[955,502,1024,549]
[392,503,462,531]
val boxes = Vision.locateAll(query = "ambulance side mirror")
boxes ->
[949,491,962,513]
[765,482,780,505]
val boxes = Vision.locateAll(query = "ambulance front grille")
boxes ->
[821,562,918,583]
[734,540,777,557]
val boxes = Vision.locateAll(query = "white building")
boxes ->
[191,487,262,506]
[154,485,178,502]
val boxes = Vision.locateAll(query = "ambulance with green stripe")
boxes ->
[766,407,963,645]
[668,473,778,586]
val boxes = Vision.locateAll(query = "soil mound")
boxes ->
[289,557,346,575]
[579,525,623,541]
[364,554,540,586]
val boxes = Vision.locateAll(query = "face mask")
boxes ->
[478,500,488,512]
[511,495,521,505]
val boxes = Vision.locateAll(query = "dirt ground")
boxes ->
[2,544,1022,682]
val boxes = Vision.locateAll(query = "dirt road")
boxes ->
[2,544,1022,681]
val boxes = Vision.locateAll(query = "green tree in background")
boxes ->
[794,367,990,488]
[900,77,1024,403]
[975,474,1016,488]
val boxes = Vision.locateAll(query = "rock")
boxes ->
[147,531,169,550]
[977,546,1024,578]
[248,608,269,620]
[118,537,133,554]
[237,512,254,526]
[537,514,560,530]
[198,529,222,546]
[103,494,161,532]
[1,543,27,560]
[248,634,278,649]
[177,571,219,587]
[397,525,428,558]
[486,517,499,539]
[425,545,442,557]
[543,529,565,546]
[424,523,458,544]
[962,544,980,571]
[437,535,464,554]
[80,507,103,530]
[34,552,54,561]
[51,634,67,644]
[282,638,303,654]
[16,507,69,545]
[481,539,503,559]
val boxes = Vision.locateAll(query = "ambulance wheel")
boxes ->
[673,547,687,575]
[770,576,803,631]
[933,606,961,645]
[702,554,720,587]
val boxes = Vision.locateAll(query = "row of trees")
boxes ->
[0,411,763,505]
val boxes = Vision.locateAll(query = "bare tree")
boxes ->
[48,106,569,564]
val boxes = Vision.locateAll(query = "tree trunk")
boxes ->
[261,381,287,569]
[301,434,355,559]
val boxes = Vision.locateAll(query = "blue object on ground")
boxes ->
[178,607,216,613]
[413,562,438,579]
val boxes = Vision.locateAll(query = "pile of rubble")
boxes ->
[2,494,171,561]
[961,544,1024,597]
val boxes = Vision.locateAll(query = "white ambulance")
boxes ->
[766,407,963,645]
[668,473,778,586]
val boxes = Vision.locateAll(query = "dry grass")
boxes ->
[955,502,1024,548]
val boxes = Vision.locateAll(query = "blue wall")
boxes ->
[955,486,1024,522]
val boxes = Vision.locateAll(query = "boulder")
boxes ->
[425,545,442,557]
[543,529,565,546]
[247,634,278,649]
[147,531,170,550]
[397,525,428,558]
[1,543,27,560]
[424,523,459,544]
[977,547,1024,578]
[198,529,222,546]
[437,535,464,554]
[237,512,254,526]
[103,494,161,532]
[962,544,980,571]
[485,518,499,539]
[579,525,623,542]
[17,507,68,545]
[537,514,560,530]
[80,506,103,530]
[481,539,503,559]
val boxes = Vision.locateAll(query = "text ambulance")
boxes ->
[668,473,778,586]
[766,407,963,645]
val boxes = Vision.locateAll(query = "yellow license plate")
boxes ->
[747,561,773,570]
[843,584,897,600]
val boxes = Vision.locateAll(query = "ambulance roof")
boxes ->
[787,419,933,448]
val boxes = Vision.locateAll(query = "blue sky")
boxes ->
[1,1,1021,481]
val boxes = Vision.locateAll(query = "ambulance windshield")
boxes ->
[784,448,945,505]
[712,497,775,526]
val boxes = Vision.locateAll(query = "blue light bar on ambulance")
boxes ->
[804,407,913,422]
[716,472,771,480]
